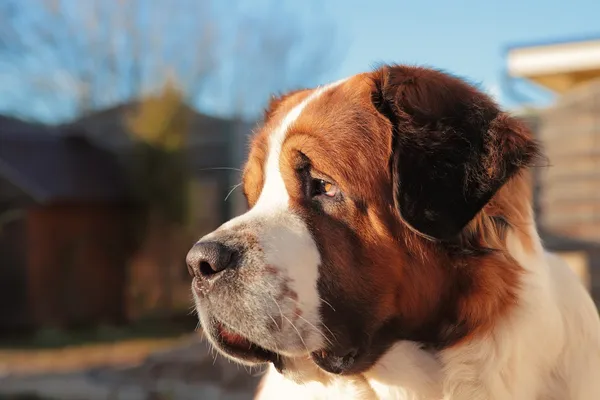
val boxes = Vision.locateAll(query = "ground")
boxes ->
[0,331,262,400]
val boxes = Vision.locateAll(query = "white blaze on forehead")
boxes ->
[206,78,347,352]
[253,78,348,213]
[255,80,347,296]
[215,78,347,350]
[222,77,347,224]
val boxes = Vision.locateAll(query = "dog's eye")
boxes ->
[312,179,338,198]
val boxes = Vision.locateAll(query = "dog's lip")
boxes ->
[310,347,360,375]
[217,323,252,348]
[208,320,280,365]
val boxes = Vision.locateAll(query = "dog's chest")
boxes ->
[257,369,430,400]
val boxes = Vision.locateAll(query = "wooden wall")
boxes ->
[538,80,600,242]
[25,204,132,328]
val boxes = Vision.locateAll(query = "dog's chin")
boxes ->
[204,319,282,367]
[203,318,356,376]
[205,319,370,376]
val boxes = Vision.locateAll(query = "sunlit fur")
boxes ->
[194,66,600,400]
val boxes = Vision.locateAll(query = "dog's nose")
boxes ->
[186,241,237,280]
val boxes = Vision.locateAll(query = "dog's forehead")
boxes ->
[285,74,391,190]
[243,73,393,203]
[258,73,378,143]
[300,73,374,122]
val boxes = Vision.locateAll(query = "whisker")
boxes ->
[222,286,338,357]
[261,286,337,349]
[259,296,281,331]
[224,183,243,201]
[268,293,285,322]
[317,320,338,344]
[258,297,282,356]
[268,313,281,331]
[212,345,219,365]
[282,314,310,354]
[268,293,310,353]
[321,298,337,312]
[284,296,338,344]
[296,314,334,347]
[251,364,270,377]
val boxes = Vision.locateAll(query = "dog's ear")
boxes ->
[370,65,540,241]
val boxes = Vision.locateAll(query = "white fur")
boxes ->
[437,222,600,400]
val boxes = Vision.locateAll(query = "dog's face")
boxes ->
[187,65,539,376]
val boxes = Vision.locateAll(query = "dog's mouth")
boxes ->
[209,320,280,366]
[207,319,363,375]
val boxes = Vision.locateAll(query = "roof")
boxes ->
[62,101,256,180]
[64,99,249,152]
[506,36,600,93]
[505,33,600,52]
[0,121,127,204]
[0,115,48,135]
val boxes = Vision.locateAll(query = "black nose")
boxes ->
[186,241,237,279]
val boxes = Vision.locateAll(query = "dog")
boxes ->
[186,64,600,399]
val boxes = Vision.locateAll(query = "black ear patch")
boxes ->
[371,65,540,241]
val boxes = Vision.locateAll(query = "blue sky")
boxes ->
[2,0,600,121]
[319,0,600,108]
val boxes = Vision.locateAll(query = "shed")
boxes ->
[0,119,133,331]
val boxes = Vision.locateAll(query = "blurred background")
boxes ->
[0,0,599,399]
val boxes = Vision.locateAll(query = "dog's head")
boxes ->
[187,65,540,377]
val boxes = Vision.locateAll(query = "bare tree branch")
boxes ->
[0,0,340,122]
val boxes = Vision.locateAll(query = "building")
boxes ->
[507,36,600,94]
[507,36,600,242]
[0,117,131,330]
[0,101,254,331]
[507,36,600,303]
[65,97,253,224]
